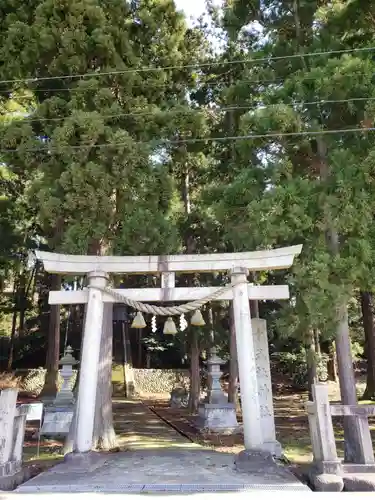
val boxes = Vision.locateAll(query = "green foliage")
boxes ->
[0,0,207,258]
[271,350,309,388]
[201,0,375,357]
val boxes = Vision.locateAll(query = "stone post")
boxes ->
[11,406,28,466]
[307,383,341,475]
[231,268,262,449]
[74,271,108,453]
[0,389,18,465]
[252,318,282,457]
[355,414,375,465]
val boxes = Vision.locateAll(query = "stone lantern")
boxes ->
[196,347,239,434]
[41,346,78,438]
[205,348,228,405]
[53,346,78,407]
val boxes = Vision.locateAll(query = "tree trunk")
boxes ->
[313,329,321,356]
[40,274,62,401]
[360,291,375,400]
[306,328,317,400]
[122,321,135,398]
[7,278,19,371]
[8,272,28,370]
[336,303,361,462]
[228,304,239,404]
[317,138,359,462]
[322,340,337,381]
[93,303,118,450]
[188,329,200,414]
[327,352,337,381]
[181,163,201,413]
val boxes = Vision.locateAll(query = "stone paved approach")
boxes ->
[16,401,310,493]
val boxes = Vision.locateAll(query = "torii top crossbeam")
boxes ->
[35,245,302,275]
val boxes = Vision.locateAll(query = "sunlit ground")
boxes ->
[22,379,375,472]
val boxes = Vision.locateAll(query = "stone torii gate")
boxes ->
[36,245,302,457]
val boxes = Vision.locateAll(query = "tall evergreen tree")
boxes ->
[0,0,206,448]
[207,0,375,460]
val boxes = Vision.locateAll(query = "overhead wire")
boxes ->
[0,46,373,85]
[0,64,356,97]
[0,126,373,154]
[0,76,304,97]
[3,96,374,124]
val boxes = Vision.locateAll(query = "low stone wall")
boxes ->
[14,368,78,396]
[132,369,190,395]
[12,367,189,396]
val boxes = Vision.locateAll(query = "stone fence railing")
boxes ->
[0,389,29,489]
[305,383,375,491]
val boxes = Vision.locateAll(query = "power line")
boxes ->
[0,70,232,95]
[0,76,297,96]
[6,96,375,124]
[1,126,373,154]
[0,71,361,98]
[0,46,373,85]
[0,75,324,102]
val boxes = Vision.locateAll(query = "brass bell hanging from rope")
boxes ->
[131,311,147,329]
[191,309,205,326]
[164,317,177,335]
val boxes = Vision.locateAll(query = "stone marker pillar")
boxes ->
[252,318,282,457]
[0,389,18,467]
[74,271,108,453]
[231,268,262,450]
[0,388,29,488]
[11,406,28,468]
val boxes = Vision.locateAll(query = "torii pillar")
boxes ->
[75,271,108,453]
[231,268,263,449]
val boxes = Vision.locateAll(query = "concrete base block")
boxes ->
[234,449,307,489]
[0,461,21,478]
[344,474,375,491]
[195,403,240,434]
[261,440,283,458]
[343,463,375,474]
[0,467,31,491]
[235,449,276,473]
[312,459,342,476]
[63,451,109,473]
[311,474,344,492]
[64,451,101,465]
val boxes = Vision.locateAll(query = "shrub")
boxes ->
[272,349,330,389]
[0,372,20,390]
